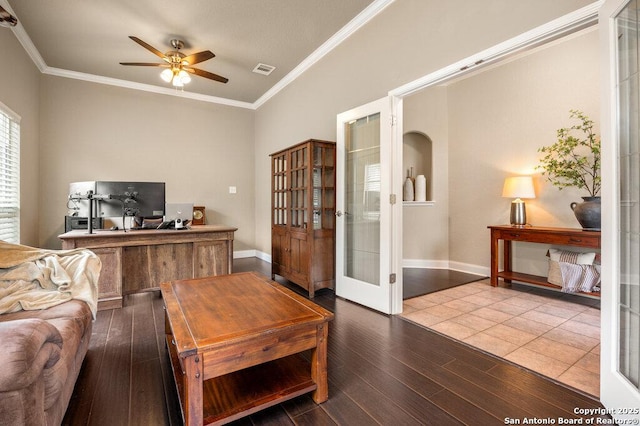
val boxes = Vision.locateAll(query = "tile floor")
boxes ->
[401,278,601,397]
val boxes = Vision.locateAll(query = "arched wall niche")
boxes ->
[402,131,432,202]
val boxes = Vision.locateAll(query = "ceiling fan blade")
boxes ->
[119,62,169,67]
[182,50,215,66]
[187,67,229,84]
[129,36,167,60]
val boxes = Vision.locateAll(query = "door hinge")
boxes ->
[389,273,396,284]
[390,194,396,205]
[390,115,397,126]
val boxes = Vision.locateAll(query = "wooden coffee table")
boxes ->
[161,272,334,425]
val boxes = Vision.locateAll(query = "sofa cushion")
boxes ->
[0,319,63,392]
[0,300,92,334]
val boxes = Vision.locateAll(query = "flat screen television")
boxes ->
[69,181,165,219]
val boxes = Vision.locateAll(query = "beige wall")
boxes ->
[403,86,449,263]
[446,28,599,274]
[38,76,255,249]
[254,0,593,256]
[0,30,41,246]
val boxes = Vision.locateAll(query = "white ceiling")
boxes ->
[4,0,390,108]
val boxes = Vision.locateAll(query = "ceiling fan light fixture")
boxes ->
[122,36,228,87]
[178,69,191,85]
[160,68,173,82]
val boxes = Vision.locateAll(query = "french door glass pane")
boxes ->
[617,0,640,389]
[344,113,381,285]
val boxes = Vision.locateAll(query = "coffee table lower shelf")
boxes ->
[166,336,317,425]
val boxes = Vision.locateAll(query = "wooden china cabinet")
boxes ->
[270,139,336,297]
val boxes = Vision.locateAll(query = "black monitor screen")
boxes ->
[96,181,165,218]
[69,181,165,219]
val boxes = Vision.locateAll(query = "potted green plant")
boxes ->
[537,110,601,230]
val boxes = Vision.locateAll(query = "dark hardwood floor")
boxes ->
[403,268,486,299]
[63,258,607,425]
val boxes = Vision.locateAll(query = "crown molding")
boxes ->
[42,66,255,109]
[5,0,395,110]
[253,0,395,109]
[2,0,46,71]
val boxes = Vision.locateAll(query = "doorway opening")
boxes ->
[392,7,601,398]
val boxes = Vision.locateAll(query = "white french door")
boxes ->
[336,97,397,314]
[600,0,640,417]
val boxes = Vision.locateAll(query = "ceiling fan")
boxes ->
[0,5,18,27]
[120,36,228,87]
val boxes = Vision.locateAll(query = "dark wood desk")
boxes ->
[488,225,601,296]
[161,272,333,425]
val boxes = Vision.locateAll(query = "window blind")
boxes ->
[0,102,20,244]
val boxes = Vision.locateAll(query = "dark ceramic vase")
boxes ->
[570,196,601,230]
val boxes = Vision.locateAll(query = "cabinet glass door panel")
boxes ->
[291,156,307,228]
[313,167,322,229]
[272,153,287,226]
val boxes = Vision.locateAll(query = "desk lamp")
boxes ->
[502,176,535,226]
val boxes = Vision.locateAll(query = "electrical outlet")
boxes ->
[229,186,237,194]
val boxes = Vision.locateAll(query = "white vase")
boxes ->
[415,175,426,201]
[403,177,414,201]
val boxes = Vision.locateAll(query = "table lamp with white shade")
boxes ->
[502,176,536,226]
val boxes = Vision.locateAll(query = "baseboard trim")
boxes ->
[234,250,272,263]
[448,261,490,277]
[402,259,449,269]
[233,250,256,259]
[403,259,489,277]
[237,253,488,277]
[255,250,272,263]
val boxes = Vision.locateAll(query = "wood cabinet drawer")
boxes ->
[495,229,600,248]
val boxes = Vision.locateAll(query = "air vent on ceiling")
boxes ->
[252,63,276,76]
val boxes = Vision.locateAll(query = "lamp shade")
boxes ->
[502,176,535,199]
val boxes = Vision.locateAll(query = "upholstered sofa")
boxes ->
[0,241,100,426]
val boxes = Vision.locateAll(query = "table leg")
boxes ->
[183,354,204,426]
[490,230,499,287]
[311,323,329,403]
[504,240,512,286]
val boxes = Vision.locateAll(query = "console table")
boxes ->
[59,225,237,310]
[488,225,601,296]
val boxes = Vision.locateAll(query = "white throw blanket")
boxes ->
[0,241,101,318]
